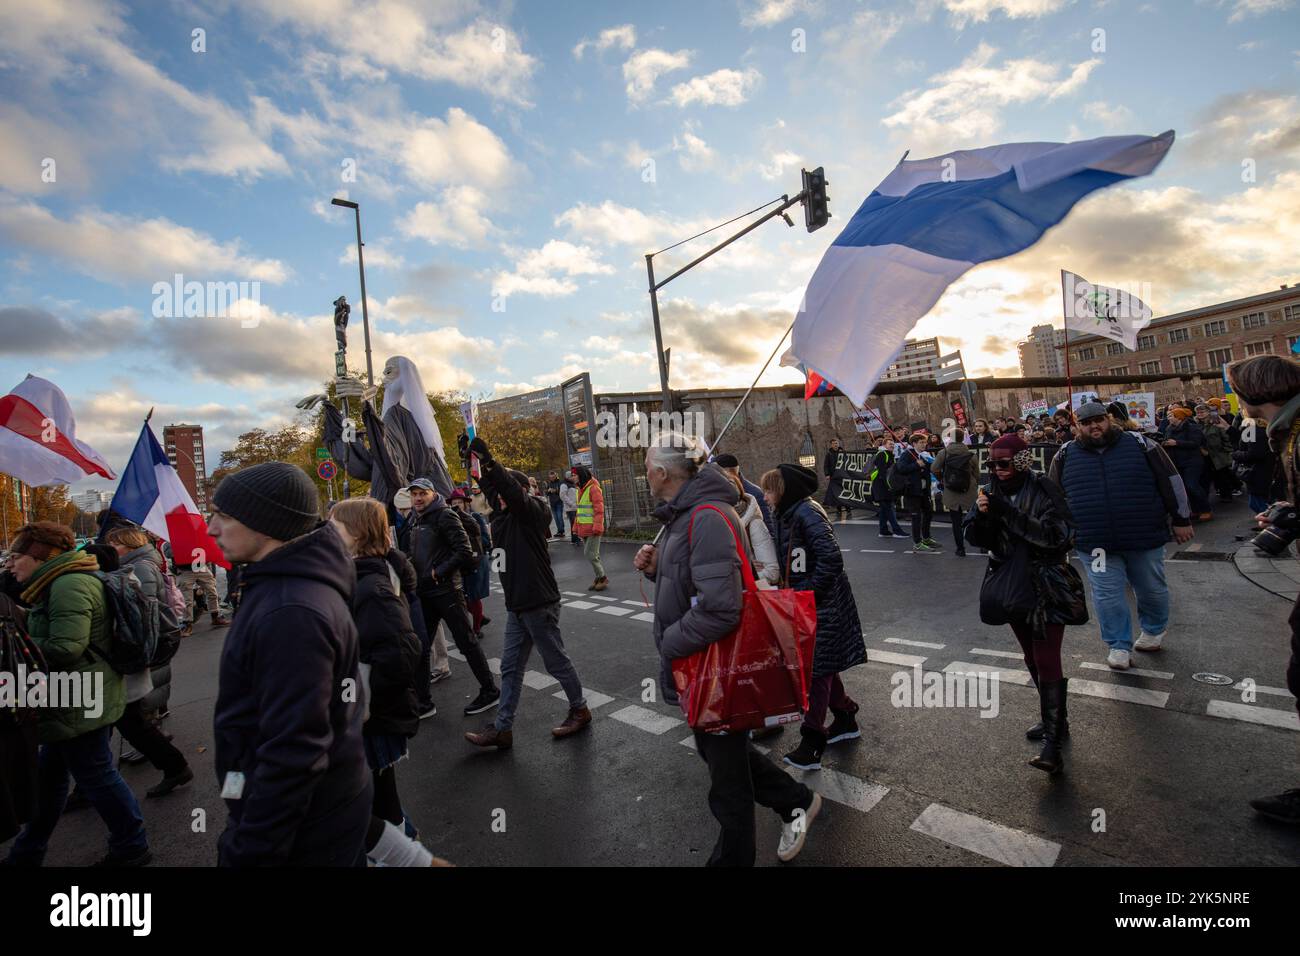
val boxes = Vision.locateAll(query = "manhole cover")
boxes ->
[1192,672,1234,685]
[1169,550,1234,561]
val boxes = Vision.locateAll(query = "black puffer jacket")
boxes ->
[964,471,1075,625]
[352,550,421,738]
[892,446,933,498]
[213,522,370,866]
[406,495,471,594]
[1233,423,1281,499]
[479,460,560,613]
[772,464,867,678]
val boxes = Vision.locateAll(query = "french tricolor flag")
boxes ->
[111,423,230,570]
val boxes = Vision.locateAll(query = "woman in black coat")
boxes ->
[329,500,429,862]
[965,434,1080,775]
[1232,416,1281,515]
[759,463,867,773]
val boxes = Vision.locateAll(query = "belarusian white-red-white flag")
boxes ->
[0,375,115,486]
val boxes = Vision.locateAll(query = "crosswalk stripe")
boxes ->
[553,687,615,709]
[678,735,770,756]
[447,649,466,661]
[1068,678,1169,708]
[564,600,598,610]
[523,670,559,690]
[593,605,634,617]
[970,648,1024,660]
[1080,661,1174,680]
[859,549,895,553]
[562,591,588,597]
[621,600,651,607]
[609,704,683,734]
[942,661,1034,687]
[589,595,620,603]
[885,638,946,650]
[868,649,927,667]
[785,765,889,814]
[1233,680,1294,698]
[632,612,656,623]
[1206,700,1300,731]
[910,803,1060,867]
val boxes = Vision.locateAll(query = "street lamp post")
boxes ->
[331,197,375,387]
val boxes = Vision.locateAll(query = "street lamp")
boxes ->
[331,197,375,386]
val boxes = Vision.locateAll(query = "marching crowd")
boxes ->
[2,357,1298,869]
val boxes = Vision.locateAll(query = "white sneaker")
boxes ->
[777,792,822,862]
[1106,648,1131,670]
[1134,630,1165,651]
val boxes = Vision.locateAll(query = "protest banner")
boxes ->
[1070,390,1100,410]
[1020,398,1050,419]
[1112,391,1157,429]
[973,443,1060,482]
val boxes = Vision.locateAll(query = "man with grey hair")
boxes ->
[634,433,821,865]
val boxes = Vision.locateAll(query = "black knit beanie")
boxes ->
[213,462,320,542]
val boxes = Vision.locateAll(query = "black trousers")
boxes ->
[948,508,966,552]
[906,494,933,542]
[116,700,187,776]
[1287,594,1300,717]
[693,731,813,867]
[418,588,496,693]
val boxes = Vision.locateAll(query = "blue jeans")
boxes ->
[495,602,585,731]
[551,501,565,536]
[8,725,148,864]
[1078,545,1169,651]
[878,500,904,535]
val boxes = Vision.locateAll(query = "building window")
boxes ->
[1172,354,1197,373]
[1106,342,1125,356]
[1206,347,1233,368]
[1109,365,1129,375]
[1245,341,1273,356]
[1285,305,1300,323]
[1204,319,1227,337]
[1137,334,1155,350]
[1139,360,1162,375]
[1077,347,1095,361]
[1169,327,1190,343]
[1243,311,1267,329]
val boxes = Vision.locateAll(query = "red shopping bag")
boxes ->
[671,504,817,733]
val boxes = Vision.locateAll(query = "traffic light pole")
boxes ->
[646,190,807,414]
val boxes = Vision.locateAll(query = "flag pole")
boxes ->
[1060,269,1074,408]
[712,320,794,453]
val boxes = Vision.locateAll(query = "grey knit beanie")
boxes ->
[213,462,320,542]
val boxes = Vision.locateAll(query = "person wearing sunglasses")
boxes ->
[966,434,1081,774]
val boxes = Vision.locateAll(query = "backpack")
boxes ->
[942,449,972,494]
[449,508,482,573]
[79,568,161,676]
[157,560,188,622]
[885,459,908,494]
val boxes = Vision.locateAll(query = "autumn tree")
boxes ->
[474,410,568,474]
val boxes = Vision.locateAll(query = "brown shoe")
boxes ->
[465,725,512,749]
[211,613,231,627]
[592,577,609,592]
[587,579,599,590]
[552,706,592,738]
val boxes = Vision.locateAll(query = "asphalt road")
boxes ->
[8,497,1298,867]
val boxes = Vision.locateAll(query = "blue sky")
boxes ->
[2,0,1298,490]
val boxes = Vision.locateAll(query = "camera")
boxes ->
[1252,502,1300,556]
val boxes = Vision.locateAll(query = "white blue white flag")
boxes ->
[784,131,1175,405]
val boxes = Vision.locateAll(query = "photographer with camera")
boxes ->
[1225,355,1300,826]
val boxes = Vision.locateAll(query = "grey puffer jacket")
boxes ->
[644,464,754,705]
[119,544,183,707]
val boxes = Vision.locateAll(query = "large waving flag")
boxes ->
[111,423,230,569]
[784,131,1175,405]
[1062,270,1153,350]
[0,375,115,486]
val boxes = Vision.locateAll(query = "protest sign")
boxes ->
[1112,391,1157,429]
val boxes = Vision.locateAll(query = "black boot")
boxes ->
[1027,677,1069,740]
[782,725,827,771]
[825,704,861,744]
[1028,679,1066,774]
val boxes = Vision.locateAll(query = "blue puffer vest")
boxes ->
[1056,433,1170,552]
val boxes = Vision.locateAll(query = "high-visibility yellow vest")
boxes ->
[576,484,595,525]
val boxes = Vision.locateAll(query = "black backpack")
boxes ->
[885,459,908,494]
[78,568,161,676]
[943,449,972,494]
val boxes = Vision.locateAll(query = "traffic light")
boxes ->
[802,166,830,233]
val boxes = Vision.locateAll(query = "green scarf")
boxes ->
[20,550,100,606]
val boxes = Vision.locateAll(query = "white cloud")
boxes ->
[393,107,515,191]
[0,198,288,285]
[555,201,707,252]
[1184,90,1300,162]
[760,150,803,181]
[1227,0,1295,22]
[493,241,615,298]
[674,126,717,171]
[340,242,406,270]
[0,103,97,194]
[882,43,1101,151]
[623,48,693,104]
[942,0,1071,26]
[740,0,820,27]
[669,67,762,108]
[1082,100,1136,129]
[573,24,637,59]
[399,186,497,249]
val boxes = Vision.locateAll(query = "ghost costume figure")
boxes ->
[316,356,454,506]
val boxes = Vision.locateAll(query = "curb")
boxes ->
[1233,541,1300,601]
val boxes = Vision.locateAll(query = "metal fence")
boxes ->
[598,460,658,534]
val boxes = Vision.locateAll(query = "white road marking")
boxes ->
[554,687,615,709]
[1080,661,1174,680]
[840,549,852,552]
[523,671,559,690]
[609,704,683,734]
[447,649,466,661]
[971,648,1024,661]
[562,591,588,597]
[1068,678,1168,708]
[785,766,889,814]
[487,657,501,676]
[622,600,651,608]
[910,803,1060,867]
[590,595,621,603]
[868,649,927,668]
[942,661,1034,687]
[1206,700,1300,731]
[564,600,599,610]
[885,638,946,650]
[859,549,895,553]
[1233,681,1294,698]
[594,605,634,617]
[632,612,656,623]
[678,735,770,756]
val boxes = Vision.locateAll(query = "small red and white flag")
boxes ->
[110,423,230,569]
[0,375,115,486]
